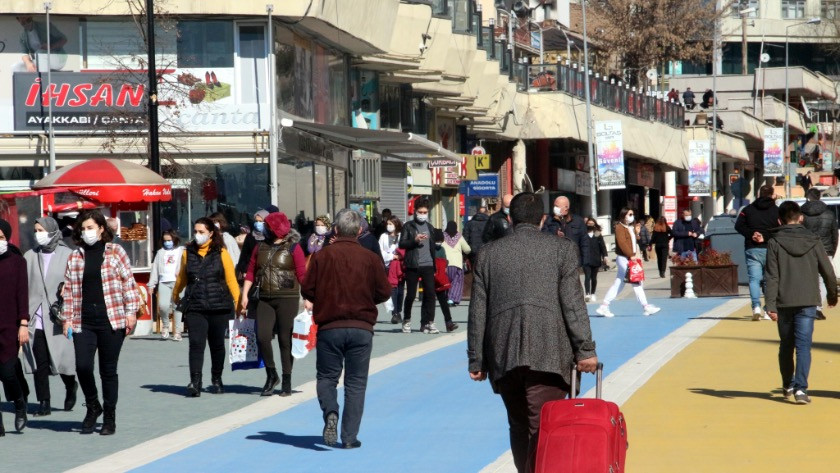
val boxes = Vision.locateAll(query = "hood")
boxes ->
[801,200,828,217]
[285,228,301,245]
[753,196,777,210]
[771,225,819,256]
[471,213,489,221]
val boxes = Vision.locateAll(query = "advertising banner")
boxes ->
[688,140,711,197]
[763,127,784,177]
[466,173,499,197]
[595,120,626,190]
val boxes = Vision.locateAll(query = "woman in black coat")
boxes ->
[650,217,673,278]
[583,218,608,303]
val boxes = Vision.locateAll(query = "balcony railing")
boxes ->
[514,63,686,129]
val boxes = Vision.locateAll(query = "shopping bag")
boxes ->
[383,298,395,313]
[627,258,645,284]
[291,310,318,359]
[228,317,264,370]
[434,258,451,292]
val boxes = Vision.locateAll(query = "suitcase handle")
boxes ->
[570,362,604,399]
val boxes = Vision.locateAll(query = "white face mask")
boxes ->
[553,206,563,216]
[588,231,594,237]
[194,233,210,246]
[626,215,635,224]
[0,240,7,255]
[386,224,396,233]
[315,225,327,236]
[503,208,510,215]
[82,229,100,246]
[416,214,428,223]
[214,222,221,229]
[684,216,692,222]
[35,231,51,247]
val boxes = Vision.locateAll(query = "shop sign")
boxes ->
[663,196,677,226]
[595,120,626,190]
[575,171,591,196]
[575,155,588,172]
[688,140,711,197]
[471,145,486,155]
[763,127,784,177]
[466,173,499,196]
[443,167,461,187]
[428,159,460,168]
[473,154,491,170]
[281,127,349,170]
[636,164,655,188]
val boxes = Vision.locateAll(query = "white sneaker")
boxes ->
[402,322,412,333]
[422,323,440,334]
[589,295,597,303]
[752,306,762,321]
[596,305,614,318]
[761,312,772,321]
[643,305,661,316]
[161,330,170,340]
[584,294,591,302]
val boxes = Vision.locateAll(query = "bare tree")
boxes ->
[587,0,733,86]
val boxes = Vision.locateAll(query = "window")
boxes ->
[782,0,806,19]
[730,0,759,18]
[823,0,840,19]
[176,21,234,68]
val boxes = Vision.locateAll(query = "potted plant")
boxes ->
[670,248,739,297]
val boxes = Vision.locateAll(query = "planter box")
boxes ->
[670,265,739,297]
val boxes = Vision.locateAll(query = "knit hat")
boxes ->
[0,218,12,240]
[265,205,280,214]
[265,212,291,239]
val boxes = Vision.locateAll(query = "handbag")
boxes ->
[291,309,318,359]
[228,317,265,370]
[626,258,645,284]
[37,253,64,325]
[434,257,451,292]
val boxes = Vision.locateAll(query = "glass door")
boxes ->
[235,23,267,125]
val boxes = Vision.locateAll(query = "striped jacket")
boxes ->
[62,243,140,332]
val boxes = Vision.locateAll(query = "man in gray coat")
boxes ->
[468,192,598,473]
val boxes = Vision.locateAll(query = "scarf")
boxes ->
[35,216,65,253]
[444,232,461,247]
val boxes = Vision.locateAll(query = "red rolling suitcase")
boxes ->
[534,363,628,473]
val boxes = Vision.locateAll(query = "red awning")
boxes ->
[33,159,172,203]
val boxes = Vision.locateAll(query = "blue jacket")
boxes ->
[672,218,703,254]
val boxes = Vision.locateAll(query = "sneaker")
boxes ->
[172,333,182,341]
[390,313,402,324]
[643,305,661,316]
[596,305,614,318]
[445,322,458,332]
[783,387,794,400]
[422,323,440,334]
[161,330,170,340]
[401,322,411,333]
[816,310,826,320]
[751,306,762,321]
[794,390,811,404]
[447,299,455,306]
[589,295,597,303]
[323,411,339,446]
[761,312,772,321]
[584,294,591,302]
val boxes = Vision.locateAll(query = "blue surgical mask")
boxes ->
[254,221,265,232]
[503,207,510,215]
[163,241,174,250]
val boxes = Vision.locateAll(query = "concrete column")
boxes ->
[512,139,526,194]
[664,171,677,197]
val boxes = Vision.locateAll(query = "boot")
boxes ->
[186,373,202,397]
[278,374,292,397]
[35,400,51,417]
[80,398,103,434]
[65,380,78,411]
[209,375,225,394]
[14,398,27,432]
[261,368,280,397]
[99,408,116,436]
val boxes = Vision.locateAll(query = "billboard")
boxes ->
[763,127,784,177]
[595,120,625,190]
[688,140,711,197]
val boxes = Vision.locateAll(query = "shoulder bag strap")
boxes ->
[36,251,53,307]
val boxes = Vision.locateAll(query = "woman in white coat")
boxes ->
[148,230,185,340]
[21,216,77,416]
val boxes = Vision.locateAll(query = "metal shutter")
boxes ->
[381,161,407,221]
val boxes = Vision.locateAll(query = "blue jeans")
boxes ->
[316,328,374,444]
[745,248,767,309]
[680,250,697,262]
[776,306,816,392]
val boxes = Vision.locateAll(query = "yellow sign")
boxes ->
[474,154,491,170]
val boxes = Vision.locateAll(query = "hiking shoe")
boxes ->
[445,322,458,332]
[816,310,826,320]
[596,305,614,318]
[390,313,402,324]
[401,322,411,333]
[783,387,794,400]
[643,305,661,316]
[794,390,811,404]
[422,323,440,334]
[323,412,338,446]
[751,306,762,321]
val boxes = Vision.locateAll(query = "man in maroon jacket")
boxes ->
[302,209,391,449]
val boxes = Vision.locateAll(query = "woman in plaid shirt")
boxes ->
[61,210,140,436]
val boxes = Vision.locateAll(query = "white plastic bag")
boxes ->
[383,298,394,313]
[291,310,317,359]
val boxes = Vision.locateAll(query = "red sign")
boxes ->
[663,196,677,226]
[459,194,465,217]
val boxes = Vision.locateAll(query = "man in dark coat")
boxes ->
[398,198,439,334]
[463,206,489,259]
[302,209,391,448]
[482,194,513,244]
[735,184,780,320]
[801,188,838,319]
[672,208,703,262]
[542,195,589,266]
[468,192,598,473]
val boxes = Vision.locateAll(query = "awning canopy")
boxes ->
[280,118,462,162]
[33,159,172,203]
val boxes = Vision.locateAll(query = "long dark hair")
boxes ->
[654,216,670,233]
[72,209,114,246]
[191,217,224,252]
[617,207,634,225]
[387,216,403,235]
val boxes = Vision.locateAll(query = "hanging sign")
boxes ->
[595,120,626,190]
[688,140,711,197]
[763,127,784,177]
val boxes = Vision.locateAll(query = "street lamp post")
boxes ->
[785,17,821,197]
[740,7,757,75]
[582,0,597,218]
[44,2,55,173]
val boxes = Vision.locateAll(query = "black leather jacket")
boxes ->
[398,219,437,269]
[802,200,838,256]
